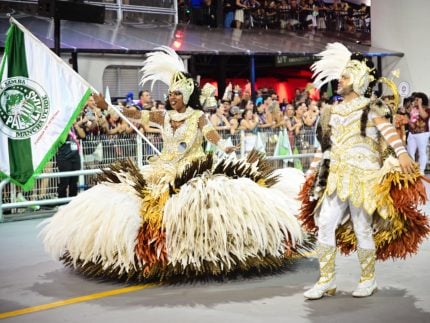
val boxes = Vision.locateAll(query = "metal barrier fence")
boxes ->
[0,128,317,222]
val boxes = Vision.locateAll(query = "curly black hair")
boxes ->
[412,92,429,106]
[164,72,203,111]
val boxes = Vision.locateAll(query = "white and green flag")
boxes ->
[0,18,91,190]
[274,129,293,164]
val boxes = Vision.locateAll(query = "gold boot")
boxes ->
[352,248,377,297]
[304,243,337,300]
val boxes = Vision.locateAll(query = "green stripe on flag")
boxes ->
[5,24,34,187]
[30,88,91,188]
[1,19,91,190]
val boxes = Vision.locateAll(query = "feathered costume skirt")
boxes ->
[299,156,430,260]
[40,152,306,282]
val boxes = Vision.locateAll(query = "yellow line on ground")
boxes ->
[0,284,157,320]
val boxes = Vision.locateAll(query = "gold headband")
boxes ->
[342,59,375,95]
[169,71,194,105]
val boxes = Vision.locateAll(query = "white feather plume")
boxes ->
[163,174,303,271]
[271,167,305,215]
[311,42,351,89]
[39,183,142,274]
[39,157,306,277]
[140,46,186,89]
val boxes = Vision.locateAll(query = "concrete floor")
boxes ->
[1,205,430,323]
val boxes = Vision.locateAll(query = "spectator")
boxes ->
[305,0,318,31]
[229,106,243,134]
[315,0,327,30]
[80,95,108,138]
[293,103,305,150]
[178,0,191,23]
[224,0,236,28]
[255,90,264,106]
[231,84,242,106]
[240,109,259,131]
[136,90,153,111]
[407,92,430,173]
[256,101,272,129]
[287,0,301,30]
[234,0,249,29]
[78,95,108,166]
[106,107,132,136]
[222,100,232,118]
[210,104,231,131]
[308,100,320,117]
[154,100,165,111]
[202,0,217,28]
[279,0,289,29]
[280,98,288,112]
[56,120,84,198]
[125,92,135,107]
[269,101,284,128]
[284,103,300,148]
[245,100,255,112]
[265,1,278,29]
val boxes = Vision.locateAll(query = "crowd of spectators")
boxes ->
[74,82,325,166]
[60,81,430,175]
[63,81,326,170]
[9,84,429,211]
[392,92,430,174]
[188,0,370,33]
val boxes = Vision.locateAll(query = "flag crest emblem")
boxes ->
[0,76,50,139]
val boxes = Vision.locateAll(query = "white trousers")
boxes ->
[317,194,375,250]
[407,132,430,172]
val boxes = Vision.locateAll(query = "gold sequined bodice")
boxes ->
[326,96,382,214]
[149,107,205,174]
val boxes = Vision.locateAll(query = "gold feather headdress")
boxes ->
[311,42,375,96]
[140,46,194,104]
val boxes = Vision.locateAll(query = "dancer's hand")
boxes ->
[93,93,108,110]
[224,146,238,154]
[398,152,416,174]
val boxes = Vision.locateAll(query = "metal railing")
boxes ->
[1,128,317,222]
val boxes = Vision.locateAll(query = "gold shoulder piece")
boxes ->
[369,99,391,118]
[378,77,400,114]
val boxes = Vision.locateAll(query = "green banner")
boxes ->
[5,24,34,185]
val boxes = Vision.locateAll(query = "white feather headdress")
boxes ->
[140,46,186,88]
[311,42,351,89]
[140,46,195,104]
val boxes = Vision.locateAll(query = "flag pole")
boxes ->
[107,105,161,155]
[9,16,161,155]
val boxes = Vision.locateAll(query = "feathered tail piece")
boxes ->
[373,165,430,260]
[140,46,186,89]
[298,173,318,232]
[311,42,351,89]
[97,158,147,199]
[299,160,430,261]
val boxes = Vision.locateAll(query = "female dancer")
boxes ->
[41,47,305,282]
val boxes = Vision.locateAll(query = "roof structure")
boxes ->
[0,14,403,58]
